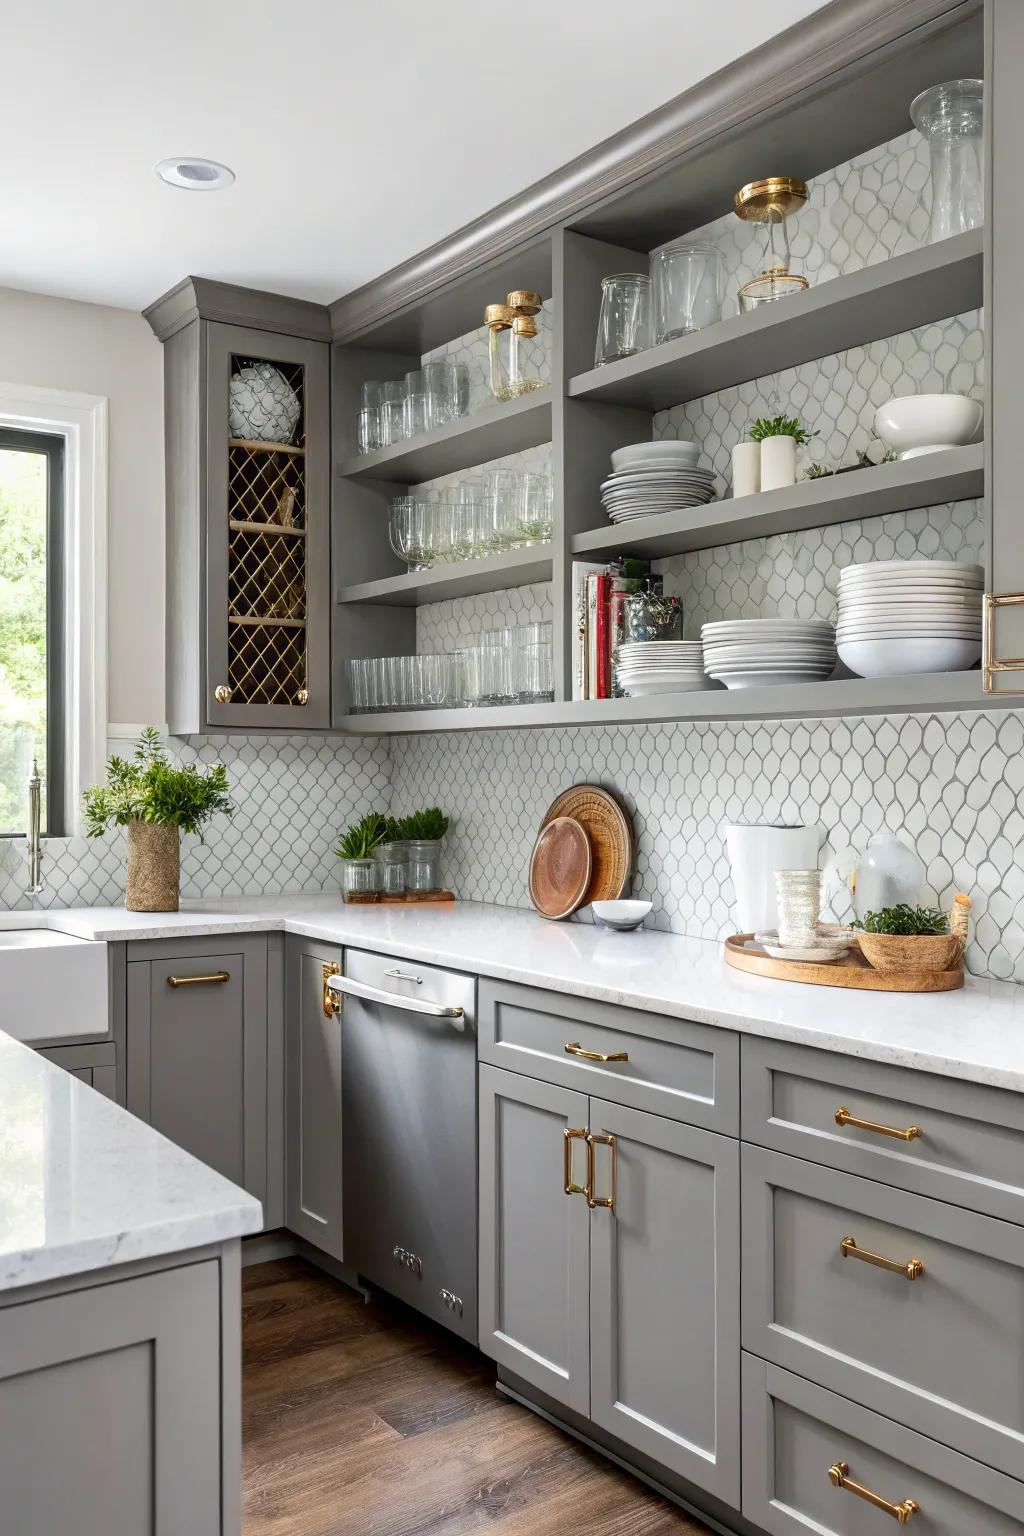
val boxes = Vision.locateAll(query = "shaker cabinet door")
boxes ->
[478,1064,591,1415]
[588,1099,741,1507]
[285,935,344,1259]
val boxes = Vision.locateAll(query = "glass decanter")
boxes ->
[910,78,983,244]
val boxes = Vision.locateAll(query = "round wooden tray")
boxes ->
[540,785,633,905]
[529,817,593,920]
[724,934,964,993]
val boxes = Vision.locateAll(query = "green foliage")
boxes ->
[748,415,816,445]
[805,462,830,479]
[0,450,48,832]
[859,904,949,936]
[394,806,449,841]
[82,729,233,839]
[335,811,391,860]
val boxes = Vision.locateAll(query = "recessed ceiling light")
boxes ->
[154,157,235,191]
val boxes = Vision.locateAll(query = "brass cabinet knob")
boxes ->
[214,684,232,704]
[297,687,309,705]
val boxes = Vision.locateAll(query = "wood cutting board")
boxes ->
[540,785,633,905]
[529,817,593,920]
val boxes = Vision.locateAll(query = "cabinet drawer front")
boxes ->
[742,1355,1024,1535]
[743,1144,1024,1477]
[479,980,738,1133]
[742,1036,1024,1224]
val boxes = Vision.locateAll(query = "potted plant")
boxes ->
[335,812,391,901]
[748,414,817,492]
[856,903,964,973]
[394,807,450,894]
[82,729,233,912]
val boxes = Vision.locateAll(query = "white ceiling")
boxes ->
[4,0,826,313]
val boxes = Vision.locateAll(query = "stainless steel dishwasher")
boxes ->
[329,949,478,1344]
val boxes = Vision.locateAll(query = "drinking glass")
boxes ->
[595,273,651,367]
[651,240,723,342]
[911,78,984,244]
[484,468,527,549]
[357,380,382,454]
[380,380,406,447]
[452,362,471,417]
[513,622,553,703]
[424,358,457,429]
[389,496,432,571]
[403,370,427,437]
[517,473,553,544]
[348,657,368,712]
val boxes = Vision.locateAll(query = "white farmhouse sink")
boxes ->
[0,928,108,1043]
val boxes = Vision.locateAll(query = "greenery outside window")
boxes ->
[0,428,65,836]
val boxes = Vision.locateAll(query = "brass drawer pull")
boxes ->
[586,1132,616,1210]
[564,1041,629,1063]
[322,963,341,1018]
[564,1127,590,1198]
[835,1106,922,1142]
[840,1235,924,1281]
[828,1461,919,1524]
[167,971,230,988]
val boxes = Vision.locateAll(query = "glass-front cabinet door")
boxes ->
[205,323,330,730]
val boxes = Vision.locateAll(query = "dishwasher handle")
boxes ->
[327,972,465,1019]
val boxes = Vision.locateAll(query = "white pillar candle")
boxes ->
[731,441,761,498]
[760,434,797,491]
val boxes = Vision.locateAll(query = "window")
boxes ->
[0,428,66,836]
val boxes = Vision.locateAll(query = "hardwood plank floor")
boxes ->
[242,1258,713,1536]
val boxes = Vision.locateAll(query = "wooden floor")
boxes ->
[242,1258,712,1536]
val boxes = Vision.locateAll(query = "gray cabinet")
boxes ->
[39,1042,116,1099]
[125,935,277,1225]
[285,934,344,1259]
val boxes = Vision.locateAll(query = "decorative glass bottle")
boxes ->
[507,290,545,396]
[910,79,983,244]
[485,303,515,401]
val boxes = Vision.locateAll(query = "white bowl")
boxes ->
[591,899,653,931]
[611,441,700,471]
[873,395,983,459]
[838,636,982,676]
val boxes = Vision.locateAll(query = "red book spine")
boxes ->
[595,574,611,699]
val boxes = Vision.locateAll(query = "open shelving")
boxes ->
[337,544,552,609]
[337,387,552,484]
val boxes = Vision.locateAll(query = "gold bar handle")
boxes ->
[564,1041,629,1063]
[835,1107,922,1142]
[586,1133,616,1210]
[840,1235,924,1281]
[563,1127,590,1198]
[167,971,230,988]
[322,962,341,1018]
[983,591,1024,694]
[828,1461,919,1524]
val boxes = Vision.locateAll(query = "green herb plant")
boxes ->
[335,812,392,860]
[748,415,816,446]
[394,807,450,841]
[82,728,232,839]
[859,904,949,936]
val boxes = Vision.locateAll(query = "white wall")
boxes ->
[0,286,164,728]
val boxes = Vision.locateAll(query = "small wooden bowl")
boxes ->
[857,931,963,973]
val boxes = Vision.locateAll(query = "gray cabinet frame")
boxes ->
[284,933,344,1259]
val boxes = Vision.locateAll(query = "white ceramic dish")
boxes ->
[591,899,654,931]
[712,670,831,689]
[753,931,851,963]
[611,442,701,470]
[836,617,981,635]
[623,677,719,696]
[874,394,983,459]
[838,635,982,675]
[702,619,834,637]
[838,595,982,614]
[839,559,984,582]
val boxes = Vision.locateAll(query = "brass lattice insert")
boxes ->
[226,356,309,706]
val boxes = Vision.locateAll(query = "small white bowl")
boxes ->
[874,394,983,459]
[611,441,700,472]
[591,900,653,931]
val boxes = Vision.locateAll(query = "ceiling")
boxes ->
[4,0,826,313]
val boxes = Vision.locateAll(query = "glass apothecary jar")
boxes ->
[595,274,651,366]
[341,858,379,901]
[405,839,442,893]
[374,841,407,895]
[910,78,983,244]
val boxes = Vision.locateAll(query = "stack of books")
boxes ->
[572,558,658,700]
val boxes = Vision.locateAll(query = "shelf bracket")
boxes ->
[983,593,1024,694]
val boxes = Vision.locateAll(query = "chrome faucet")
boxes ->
[26,758,43,894]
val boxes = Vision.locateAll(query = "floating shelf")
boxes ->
[337,388,553,484]
[341,670,999,735]
[229,438,306,457]
[568,231,983,412]
[337,545,553,608]
[571,445,985,562]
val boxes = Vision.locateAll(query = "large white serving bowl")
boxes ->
[611,441,701,470]
[874,394,983,459]
[711,669,831,689]
[838,635,982,675]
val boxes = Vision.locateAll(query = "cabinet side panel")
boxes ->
[164,320,204,736]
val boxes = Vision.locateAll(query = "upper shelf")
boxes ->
[337,388,553,484]
[571,445,984,563]
[337,544,553,608]
[568,231,983,413]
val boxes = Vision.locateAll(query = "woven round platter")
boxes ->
[540,785,633,905]
[529,817,593,921]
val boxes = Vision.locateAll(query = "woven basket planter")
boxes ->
[126,820,181,912]
[858,930,963,974]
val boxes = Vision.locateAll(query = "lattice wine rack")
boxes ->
[226,357,310,707]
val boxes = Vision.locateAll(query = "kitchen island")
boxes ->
[0,1031,261,1536]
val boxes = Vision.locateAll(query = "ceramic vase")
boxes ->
[759,434,797,491]
[725,823,823,932]
[126,820,180,912]
[732,441,761,497]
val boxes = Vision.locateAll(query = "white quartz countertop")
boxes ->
[0,1032,262,1292]
[8,895,1024,1092]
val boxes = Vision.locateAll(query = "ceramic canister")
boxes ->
[724,823,823,932]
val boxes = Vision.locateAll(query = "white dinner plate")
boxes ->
[840,559,984,581]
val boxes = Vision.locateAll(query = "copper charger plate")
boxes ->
[529,817,593,921]
[540,785,633,905]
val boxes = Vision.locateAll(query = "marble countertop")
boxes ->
[0,1032,262,1292]
[8,895,1024,1092]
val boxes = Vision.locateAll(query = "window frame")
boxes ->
[0,425,66,836]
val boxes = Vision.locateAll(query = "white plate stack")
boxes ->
[601,441,717,524]
[701,619,837,690]
[836,560,984,677]
[616,640,716,697]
